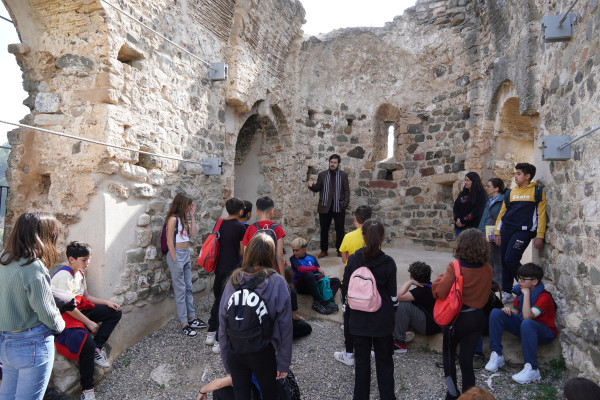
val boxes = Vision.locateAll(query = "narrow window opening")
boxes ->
[387,125,395,159]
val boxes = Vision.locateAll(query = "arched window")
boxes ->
[387,125,395,159]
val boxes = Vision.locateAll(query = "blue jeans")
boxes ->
[167,247,196,324]
[488,308,554,369]
[0,324,55,400]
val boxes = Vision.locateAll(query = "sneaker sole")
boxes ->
[512,376,541,384]
[393,349,407,354]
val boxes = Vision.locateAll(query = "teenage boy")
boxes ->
[339,205,371,265]
[334,205,371,366]
[485,263,557,384]
[307,154,350,258]
[393,261,440,353]
[206,198,246,353]
[289,237,340,315]
[51,242,122,400]
[494,163,547,303]
[242,196,286,273]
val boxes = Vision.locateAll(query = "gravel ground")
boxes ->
[95,296,567,400]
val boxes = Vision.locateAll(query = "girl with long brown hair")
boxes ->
[165,192,206,336]
[217,233,292,400]
[0,212,65,400]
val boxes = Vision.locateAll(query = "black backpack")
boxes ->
[225,270,275,354]
[252,222,279,245]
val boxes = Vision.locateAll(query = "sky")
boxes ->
[0,0,416,145]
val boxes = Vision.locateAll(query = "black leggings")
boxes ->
[443,308,486,398]
[79,333,96,390]
[228,345,277,400]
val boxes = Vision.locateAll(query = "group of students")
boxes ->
[0,161,595,400]
[0,213,121,400]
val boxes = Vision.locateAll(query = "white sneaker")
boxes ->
[485,351,505,372]
[405,330,415,343]
[333,351,355,366]
[512,363,541,384]
[211,342,220,354]
[501,292,514,304]
[80,389,96,400]
[93,348,110,368]
[205,331,217,345]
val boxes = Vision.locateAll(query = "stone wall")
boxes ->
[3,0,600,383]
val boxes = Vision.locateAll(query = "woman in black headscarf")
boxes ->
[453,172,486,237]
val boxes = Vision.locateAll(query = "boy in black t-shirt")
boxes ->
[393,261,440,353]
[206,198,247,353]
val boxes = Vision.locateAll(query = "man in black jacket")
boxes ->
[307,154,350,258]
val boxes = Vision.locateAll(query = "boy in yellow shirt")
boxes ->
[334,205,371,365]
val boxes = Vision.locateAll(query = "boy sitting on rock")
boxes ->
[51,242,122,400]
[485,262,557,384]
[289,237,340,315]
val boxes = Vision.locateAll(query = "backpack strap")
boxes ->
[504,189,512,210]
[535,185,543,203]
[213,218,224,234]
[236,270,275,291]
[543,289,558,311]
[452,260,462,278]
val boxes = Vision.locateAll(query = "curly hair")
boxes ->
[453,228,490,264]
[408,261,431,284]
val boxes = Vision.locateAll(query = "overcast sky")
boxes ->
[0,1,416,144]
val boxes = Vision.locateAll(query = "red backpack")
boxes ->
[197,218,224,273]
[433,260,463,328]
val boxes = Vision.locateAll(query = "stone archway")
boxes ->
[234,113,283,222]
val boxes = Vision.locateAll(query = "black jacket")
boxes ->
[308,169,350,213]
[342,249,398,337]
[453,190,486,229]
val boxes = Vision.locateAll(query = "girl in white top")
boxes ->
[165,193,206,336]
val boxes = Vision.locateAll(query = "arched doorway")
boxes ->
[234,113,282,222]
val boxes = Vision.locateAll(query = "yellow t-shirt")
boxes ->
[339,228,364,266]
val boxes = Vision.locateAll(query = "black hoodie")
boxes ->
[342,249,398,337]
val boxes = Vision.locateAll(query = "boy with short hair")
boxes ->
[242,196,286,273]
[289,237,341,315]
[393,261,440,353]
[334,205,372,366]
[485,263,557,384]
[238,200,253,229]
[51,241,122,400]
[494,162,547,303]
[206,198,247,353]
[339,205,372,265]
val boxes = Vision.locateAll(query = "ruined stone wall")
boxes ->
[3,0,305,370]
[283,0,481,249]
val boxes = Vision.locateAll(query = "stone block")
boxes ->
[148,170,165,185]
[73,88,118,104]
[34,92,60,113]
[136,228,152,247]
[33,113,66,126]
[121,163,148,182]
[347,146,365,159]
[126,248,146,264]
[108,183,129,199]
[55,54,94,70]
[138,213,151,226]
[367,180,398,189]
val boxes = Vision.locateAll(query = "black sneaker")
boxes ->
[473,352,486,369]
[326,301,339,314]
[312,301,329,315]
[182,325,198,337]
[188,318,208,329]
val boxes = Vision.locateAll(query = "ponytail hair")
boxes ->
[488,178,507,194]
[362,218,384,259]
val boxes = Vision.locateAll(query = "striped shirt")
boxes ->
[0,257,65,333]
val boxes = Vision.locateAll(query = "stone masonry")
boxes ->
[2,0,600,384]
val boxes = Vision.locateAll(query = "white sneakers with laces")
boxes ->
[93,348,110,368]
[205,331,217,345]
[211,342,220,354]
[512,363,542,384]
[80,389,96,400]
[333,351,355,366]
[501,292,514,304]
[484,351,505,372]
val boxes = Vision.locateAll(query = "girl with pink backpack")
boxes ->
[341,219,398,400]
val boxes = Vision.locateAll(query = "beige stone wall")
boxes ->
[3,0,600,382]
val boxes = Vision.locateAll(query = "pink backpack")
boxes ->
[347,266,382,312]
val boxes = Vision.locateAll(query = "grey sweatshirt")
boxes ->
[218,270,292,373]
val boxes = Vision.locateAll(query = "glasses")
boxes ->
[517,277,536,282]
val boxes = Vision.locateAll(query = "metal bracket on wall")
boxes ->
[542,0,580,42]
[542,125,600,161]
[203,158,224,175]
[209,62,228,81]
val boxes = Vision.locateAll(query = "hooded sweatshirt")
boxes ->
[494,182,547,239]
[342,249,398,337]
[218,269,292,373]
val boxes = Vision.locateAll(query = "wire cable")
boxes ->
[100,0,214,70]
[0,120,207,166]
[0,15,13,24]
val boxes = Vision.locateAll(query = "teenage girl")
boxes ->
[218,233,292,400]
[433,228,493,399]
[478,178,508,285]
[342,218,398,400]
[0,212,65,400]
[453,172,486,237]
[165,192,206,336]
